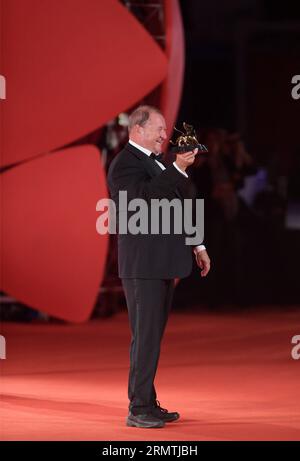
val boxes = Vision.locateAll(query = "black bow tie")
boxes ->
[150,152,164,162]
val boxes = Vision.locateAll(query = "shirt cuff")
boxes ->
[193,244,206,254]
[173,161,188,178]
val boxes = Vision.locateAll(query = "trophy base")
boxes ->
[170,143,208,154]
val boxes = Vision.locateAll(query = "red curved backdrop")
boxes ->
[0,0,185,322]
[161,0,185,140]
[1,146,108,323]
[0,0,167,168]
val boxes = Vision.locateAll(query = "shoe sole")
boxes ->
[164,416,180,423]
[126,417,164,429]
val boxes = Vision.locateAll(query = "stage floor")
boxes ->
[1,307,300,441]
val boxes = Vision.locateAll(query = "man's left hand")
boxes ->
[195,250,211,277]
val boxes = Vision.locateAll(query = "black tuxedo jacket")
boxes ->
[107,142,202,279]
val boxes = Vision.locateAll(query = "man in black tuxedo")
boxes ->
[107,105,210,428]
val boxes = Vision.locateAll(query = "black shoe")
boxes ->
[151,400,180,422]
[126,411,165,428]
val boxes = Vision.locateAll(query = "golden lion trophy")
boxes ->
[170,122,208,154]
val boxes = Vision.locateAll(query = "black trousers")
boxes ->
[121,278,175,414]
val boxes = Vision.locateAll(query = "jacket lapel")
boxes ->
[124,143,183,199]
[125,143,162,178]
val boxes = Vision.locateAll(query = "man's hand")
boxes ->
[175,148,198,171]
[195,249,211,277]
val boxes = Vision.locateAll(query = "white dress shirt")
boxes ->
[129,139,187,177]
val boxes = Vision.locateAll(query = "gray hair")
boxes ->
[128,105,162,132]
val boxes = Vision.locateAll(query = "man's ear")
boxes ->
[136,125,144,135]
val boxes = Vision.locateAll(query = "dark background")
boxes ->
[173,0,300,309]
[179,0,300,163]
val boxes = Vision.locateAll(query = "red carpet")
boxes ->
[1,308,300,440]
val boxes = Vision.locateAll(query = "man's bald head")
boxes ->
[128,105,167,154]
[128,105,163,133]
